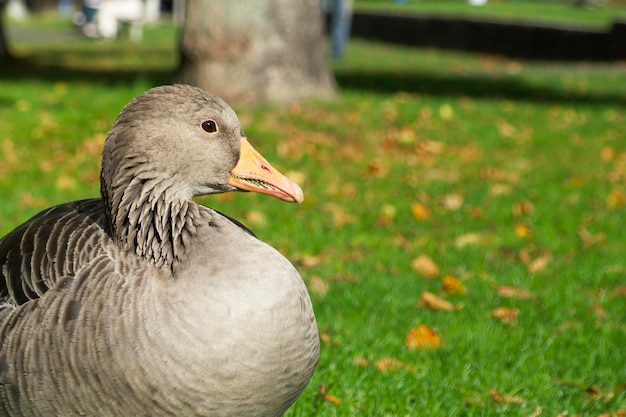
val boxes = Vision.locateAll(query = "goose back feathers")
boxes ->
[0,85,318,417]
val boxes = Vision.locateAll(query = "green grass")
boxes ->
[2,18,626,417]
[356,0,626,28]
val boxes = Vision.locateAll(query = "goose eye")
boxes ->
[201,120,218,133]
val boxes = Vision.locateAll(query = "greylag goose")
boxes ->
[0,84,319,417]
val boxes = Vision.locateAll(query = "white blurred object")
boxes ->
[144,0,160,23]
[97,0,144,41]
[7,0,27,20]
[468,0,487,5]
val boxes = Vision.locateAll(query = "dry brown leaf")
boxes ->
[441,275,467,295]
[418,139,445,156]
[417,291,459,311]
[614,383,626,394]
[308,276,329,296]
[406,324,443,350]
[455,233,482,247]
[395,126,417,145]
[577,226,607,248]
[511,200,534,217]
[480,166,520,183]
[595,411,626,417]
[374,357,416,372]
[613,286,626,297]
[488,389,526,404]
[245,210,268,228]
[19,192,47,209]
[496,120,516,138]
[491,307,520,326]
[607,188,626,209]
[324,203,356,228]
[318,384,341,404]
[584,385,604,400]
[527,253,552,273]
[366,159,389,177]
[589,303,609,319]
[410,255,440,278]
[489,183,513,196]
[298,254,324,268]
[55,174,77,191]
[378,204,397,225]
[600,146,615,161]
[323,395,341,405]
[410,202,431,220]
[440,193,464,211]
[352,357,369,367]
[497,285,534,300]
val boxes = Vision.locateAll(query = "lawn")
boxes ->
[1,15,626,417]
[356,0,626,28]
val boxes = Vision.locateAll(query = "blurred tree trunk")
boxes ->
[0,0,12,63]
[176,0,335,104]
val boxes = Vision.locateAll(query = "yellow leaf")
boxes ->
[378,204,397,225]
[607,188,626,209]
[514,223,533,238]
[439,104,454,120]
[410,255,440,278]
[441,275,467,295]
[600,146,615,161]
[396,126,417,145]
[489,183,513,196]
[491,307,520,326]
[410,202,431,220]
[406,324,443,350]
[417,291,459,311]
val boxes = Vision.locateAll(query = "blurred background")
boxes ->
[1,1,625,416]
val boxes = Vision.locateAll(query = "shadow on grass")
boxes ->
[0,48,175,87]
[336,71,626,106]
[2,45,625,107]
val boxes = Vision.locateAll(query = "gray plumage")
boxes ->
[0,84,319,417]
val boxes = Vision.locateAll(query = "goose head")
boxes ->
[101,84,303,208]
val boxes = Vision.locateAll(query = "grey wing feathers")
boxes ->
[0,199,108,306]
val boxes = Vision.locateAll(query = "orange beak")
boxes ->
[228,137,304,204]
